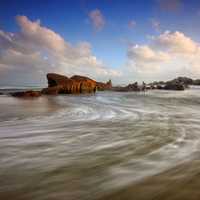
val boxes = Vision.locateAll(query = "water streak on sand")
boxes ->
[1,89,200,200]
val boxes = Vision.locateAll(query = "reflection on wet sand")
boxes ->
[1,88,200,200]
[98,156,200,200]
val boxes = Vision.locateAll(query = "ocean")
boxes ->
[1,88,200,200]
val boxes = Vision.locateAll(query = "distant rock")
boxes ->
[96,80,112,91]
[112,82,143,92]
[42,73,97,95]
[148,76,190,90]
[157,85,165,89]
[124,82,141,91]
[0,92,3,95]
[11,90,41,98]
[164,82,185,90]
[174,77,193,85]
[192,79,200,85]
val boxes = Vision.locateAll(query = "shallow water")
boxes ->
[1,88,200,200]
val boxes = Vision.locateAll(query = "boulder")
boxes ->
[112,82,141,92]
[11,90,41,98]
[164,82,185,90]
[0,92,3,95]
[42,73,97,95]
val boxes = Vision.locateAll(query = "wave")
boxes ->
[1,89,200,200]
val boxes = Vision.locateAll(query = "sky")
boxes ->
[1,0,200,86]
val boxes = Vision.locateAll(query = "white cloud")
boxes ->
[88,9,105,31]
[126,31,200,81]
[128,45,170,62]
[155,31,198,54]
[16,15,67,53]
[0,16,120,85]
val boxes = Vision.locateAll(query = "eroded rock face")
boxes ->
[11,90,41,98]
[42,73,97,94]
[47,73,70,87]
[71,75,97,93]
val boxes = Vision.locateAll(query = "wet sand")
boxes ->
[1,89,200,200]
[99,156,200,200]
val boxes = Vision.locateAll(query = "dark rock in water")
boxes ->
[157,85,165,89]
[11,90,41,98]
[96,80,112,91]
[193,79,200,85]
[42,73,97,95]
[126,82,141,91]
[164,82,185,90]
[150,77,192,90]
[0,92,3,95]
[41,86,61,95]
[173,77,193,85]
[112,82,142,92]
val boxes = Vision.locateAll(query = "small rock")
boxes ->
[11,90,41,98]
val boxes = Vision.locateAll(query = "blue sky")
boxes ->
[1,0,200,85]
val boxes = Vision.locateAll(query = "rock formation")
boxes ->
[164,81,185,90]
[42,73,97,95]
[96,80,112,91]
[148,77,188,90]
[112,82,143,92]
[9,73,195,99]
[11,90,41,98]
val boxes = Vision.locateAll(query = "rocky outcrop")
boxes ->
[47,73,70,87]
[148,77,189,90]
[96,80,112,91]
[11,90,41,98]
[71,75,97,93]
[112,82,143,92]
[164,82,185,90]
[42,73,97,95]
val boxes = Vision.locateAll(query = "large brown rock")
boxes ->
[47,73,70,87]
[42,73,97,95]
[71,75,97,93]
[11,90,41,98]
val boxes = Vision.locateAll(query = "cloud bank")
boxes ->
[126,31,200,81]
[0,16,119,86]
[0,15,200,85]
